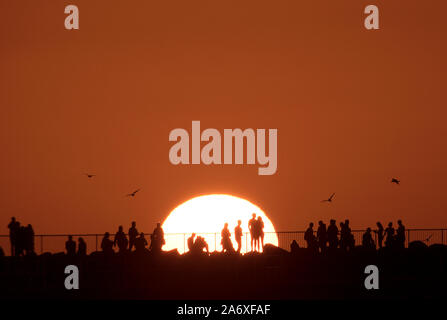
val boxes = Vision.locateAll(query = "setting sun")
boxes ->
[162,194,278,254]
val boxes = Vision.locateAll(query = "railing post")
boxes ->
[40,235,43,254]
[96,235,98,251]
[442,229,444,245]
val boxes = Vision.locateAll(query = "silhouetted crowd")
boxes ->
[187,213,265,255]
[7,217,35,256]
[5,219,166,257]
[303,219,406,253]
[65,221,166,256]
[4,216,407,257]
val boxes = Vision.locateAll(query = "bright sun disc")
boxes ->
[162,194,278,254]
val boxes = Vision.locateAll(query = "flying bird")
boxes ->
[321,193,335,203]
[391,178,400,185]
[126,189,141,197]
[84,173,96,178]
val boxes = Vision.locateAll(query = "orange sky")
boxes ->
[1,0,446,234]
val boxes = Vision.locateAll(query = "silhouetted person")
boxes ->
[348,220,355,249]
[195,236,209,254]
[362,228,375,249]
[135,232,148,253]
[396,220,406,248]
[248,213,257,252]
[257,216,265,252]
[235,220,243,253]
[327,219,339,249]
[339,222,347,250]
[114,226,128,253]
[77,237,87,256]
[16,225,26,256]
[290,240,299,254]
[24,224,34,255]
[253,218,261,252]
[221,223,234,253]
[317,220,327,252]
[304,223,317,252]
[65,235,76,256]
[187,233,196,252]
[385,222,395,248]
[342,219,354,251]
[128,221,139,251]
[8,217,20,256]
[374,222,384,249]
[101,232,114,254]
[150,223,165,252]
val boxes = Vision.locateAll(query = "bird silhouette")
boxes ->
[391,178,400,185]
[126,189,141,197]
[84,173,96,178]
[321,193,335,203]
[424,234,433,243]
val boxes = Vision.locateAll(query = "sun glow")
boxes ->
[162,194,278,254]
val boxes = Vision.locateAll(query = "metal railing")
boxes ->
[0,229,445,256]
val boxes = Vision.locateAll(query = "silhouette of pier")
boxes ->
[1,217,447,300]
